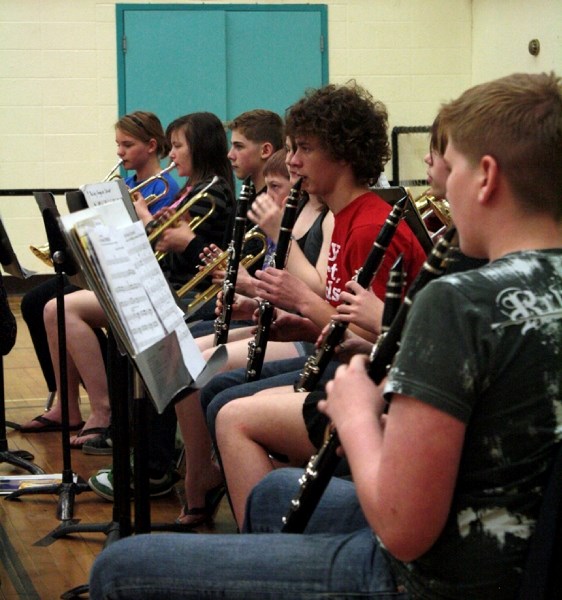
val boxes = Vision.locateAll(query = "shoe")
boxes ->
[175,484,226,529]
[82,431,113,455]
[69,427,108,450]
[88,471,116,501]
[88,467,180,501]
[18,415,85,433]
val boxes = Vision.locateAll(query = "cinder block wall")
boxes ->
[1,0,559,275]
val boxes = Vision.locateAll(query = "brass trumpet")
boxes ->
[148,176,218,262]
[411,188,452,242]
[129,161,176,207]
[181,227,268,317]
[103,158,125,182]
[30,159,124,267]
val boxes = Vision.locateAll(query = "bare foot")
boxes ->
[69,416,110,448]
[19,409,84,433]
[178,462,224,522]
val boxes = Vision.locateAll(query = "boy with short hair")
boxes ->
[227,109,284,193]
[90,72,562,599]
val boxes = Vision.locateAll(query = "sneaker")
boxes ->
[88,471,116,501]
[82,431,113,456]
[88,467,180,501]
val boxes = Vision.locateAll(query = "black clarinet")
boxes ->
[245,178,303,382]
[380,254,404,335]
[213,178,255,346]
[368,226,457,384]
[281,227,457,533]
[294,194,408,393]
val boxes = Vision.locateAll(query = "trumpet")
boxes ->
[181,226,268,318]
[411,188,452,242]
[103,158,124,182]
[30,159,125,268]
[148,176,218,262]
[129,161,176,207]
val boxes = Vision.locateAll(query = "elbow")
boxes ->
[377,529,437,563]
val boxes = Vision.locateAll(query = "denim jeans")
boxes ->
[89,469,409,599]
[201,357,339,446]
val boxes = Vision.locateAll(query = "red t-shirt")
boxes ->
[326,192,426,306]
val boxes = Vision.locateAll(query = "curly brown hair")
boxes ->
[285,81,390,185]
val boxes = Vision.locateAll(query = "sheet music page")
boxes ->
[122,223,205,379]
[85,223,165,354]
[174,325,206,379]
[81,181,125,207]
[80,181,134,228]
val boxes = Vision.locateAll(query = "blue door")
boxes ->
[116,4,327,131]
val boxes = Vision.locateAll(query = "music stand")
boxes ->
[6,193,91,519]
[0,218,44,474]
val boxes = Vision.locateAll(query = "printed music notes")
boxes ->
[59,200,208,413]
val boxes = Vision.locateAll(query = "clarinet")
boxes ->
[368,226,457,384]
[294,194,408,393]
[213,178,255,346]
[380,254,404,335]
[281,227,457,533]
[245,178,303,382]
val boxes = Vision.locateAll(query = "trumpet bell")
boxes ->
[412,189,452,242]
[29,243,53,267]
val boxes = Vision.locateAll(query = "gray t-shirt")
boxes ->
[384,249,562,599]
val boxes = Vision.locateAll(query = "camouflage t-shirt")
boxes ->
[383,249,562,599]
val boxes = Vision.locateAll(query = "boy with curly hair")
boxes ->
[91,72,562,600]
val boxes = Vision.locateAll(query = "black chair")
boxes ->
[518,443,562,599]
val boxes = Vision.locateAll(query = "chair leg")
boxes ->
[44,390,56,412]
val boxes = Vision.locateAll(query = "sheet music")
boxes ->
[80,181,126,207]
[58,200,212,412]
[122,223,206,380]
[80,179,137,222]
[85,223,165,354]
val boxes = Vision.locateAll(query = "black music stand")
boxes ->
[6,194,91,518]
[0,219,44,474]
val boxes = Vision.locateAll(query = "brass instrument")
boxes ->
[129,161,176,207]
[181,226,268,317]
[411,188,452,242]
[148,176,218,262]
[103,158,125,181]
[30,159,124,268]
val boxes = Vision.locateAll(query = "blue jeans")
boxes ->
[201,357,339,446]
[89,469,408,599]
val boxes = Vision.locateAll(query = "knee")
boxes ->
[205,394,231,442]
[215,399,245,445]
[244,469,301,533]
[43,298,58,329]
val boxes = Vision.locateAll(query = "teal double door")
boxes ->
[116,4,328,134]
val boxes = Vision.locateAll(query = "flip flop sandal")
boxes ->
[18,415,85,433]
[174,484,226,529]
[69,427,108,449]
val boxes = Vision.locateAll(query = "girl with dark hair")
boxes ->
[20,112,234,449]
[19,110,179,432]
